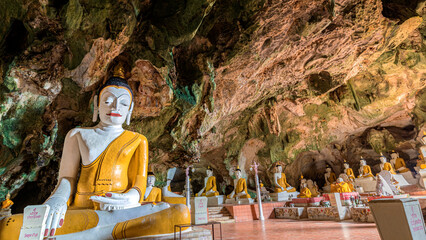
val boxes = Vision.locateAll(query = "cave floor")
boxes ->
[205,219,380,240]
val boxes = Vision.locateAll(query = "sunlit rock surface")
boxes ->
[0,0,425,212]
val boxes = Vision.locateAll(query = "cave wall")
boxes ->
[0,0,425,211]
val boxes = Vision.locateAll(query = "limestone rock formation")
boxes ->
[0,0,425,211]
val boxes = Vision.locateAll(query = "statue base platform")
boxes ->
[133,227,212,240]
[270,191,299,202]
[275,207,307,219]
[418,169,426,188]
[392,174,410,186]
[291,197,324,207]
[354,177,376,192]
[307,206,351,221]
[398,171,417,185]
[225,198,254,204]
[323,192,360,206]
[350,207,374,223]
[0,209,11,220]
[207,195,225,206]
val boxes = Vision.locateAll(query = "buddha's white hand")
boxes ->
[43,178,71,237]
[44,196,67,237]
[90,189,140,211]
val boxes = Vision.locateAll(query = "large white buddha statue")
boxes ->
[354,157,376,192]
[357,157,374,178]
[343,160,355,181]
[274,164,296,193]
[227,166,251,199]
[390,150,409,173]
[197,166,219,197]
[0,64,190,239]
[379,153,396,174]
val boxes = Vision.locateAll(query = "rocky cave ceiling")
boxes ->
[0,0,425,212]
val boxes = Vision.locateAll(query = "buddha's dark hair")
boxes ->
[98,77,134,98]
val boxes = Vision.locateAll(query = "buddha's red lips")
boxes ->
[107,113,122,117]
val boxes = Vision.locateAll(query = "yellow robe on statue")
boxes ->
[228,178,250,198]
[327,172,337,184]
[394,158,409,173]
[275,173,296,193]
[0,131,190,240]
[201,176,219,197]
[1,199,13,209]
[383,162,396,174]
[297,187,312,198]
[359,165,374,178]
[334,182,352,193]
[144,187,162,202]
[345,168,355,180]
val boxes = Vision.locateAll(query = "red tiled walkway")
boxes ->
[214,219,380,240]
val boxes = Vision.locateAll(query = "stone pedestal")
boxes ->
[418,169,426,189]
[270,191,299,202]
[350,207,374,223]
[207,195,225,207]
[398,171,417,185]
[225,198,254,205]
[307,206,351,221]
[0,209,11,220]
[275,207,307,219]
[354,177,376,192]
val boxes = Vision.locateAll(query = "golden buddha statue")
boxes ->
[143,167,162,202]
[274,164,296,193]
[0,64,190,239]
[343,160,355,180]
[380,153,396,174]
[297,175,312,198]
[1,193,13,210]
[227,166,251,199]
[197,166,219,197]
[358,157,374,178]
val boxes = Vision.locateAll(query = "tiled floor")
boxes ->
[209,219,381,240]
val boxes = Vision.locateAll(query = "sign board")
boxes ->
[370,198,426,240]
[19,205,49,240]
[191,197,208,224]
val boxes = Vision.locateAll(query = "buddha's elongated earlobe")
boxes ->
[92,95,98,122]
[126,102,134,125]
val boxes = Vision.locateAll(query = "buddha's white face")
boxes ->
[326,167,331,173]
[337,178,343,183]
[344,163,349,169]
[390,153,398,159]
[360,160,366,166]
[235,170,242,179]
[206,169,213,177]
[147,176,155,187]
[276,165,282,173]
[99,86,132,126]
[380,156,386,163]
